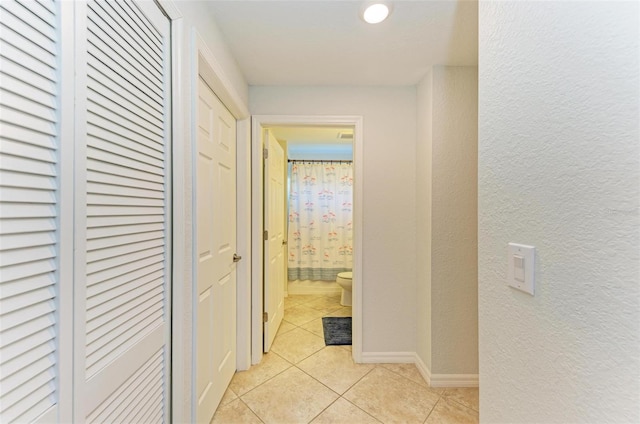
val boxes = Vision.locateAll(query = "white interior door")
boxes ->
[72,1,172,422]
[0,1,71,421]
[263,129,285,352]
[195,77,237,423]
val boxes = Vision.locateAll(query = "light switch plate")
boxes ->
[508,243,535,295]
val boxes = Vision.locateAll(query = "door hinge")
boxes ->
[263,312,268,322]
[263,148,268,159]
[263,230,268,241]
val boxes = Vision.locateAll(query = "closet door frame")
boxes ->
[57,0,75,422]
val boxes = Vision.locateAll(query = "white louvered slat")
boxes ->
[0,341,55,380]
[86,246,164,278]
[87,349,163,423]
[86,206,164,218]
[86,29,162,100]
[86,290,163,355]
[0,245,55,268]
[1,370,56,423]
[0,43,56,83]
[87,108,163,156]
[1,2,54,40]
[87,170,164,193]
[0,123,56,150]
[0,325,55,364]
[86,239,164,266]
[0,27,55,68]
[88,76,164,133]
[86,229,164,252]
[32,0,55,14]
[86,309,163,376]
[122,376,162,424]
[0,274,54,300]
[0,203,56,220]
[87,137,163,169]
[86,55,162,116]
[0,153,56,176]
[0,187,56,205]
[86,287,163,339]
[2,2,55,40]
[99,1,162,67]
[0,77,56,114]
[0,108,56,136]
[86,274,161,313]
[0,259,55,285]
[0,232,56,251]
[88,90,163,139]
[0,1,59,422]
[87,222,164,239]
[1,355,55,395]
[88,99,163,143]
[86,261,163,299]
[0,139,56,164]
[87,4,162,86]
[120,0,162,53]
[0,170,55,191]
[87,214,164,229]
[0,286,55,316]
[0,88,57,120]
[88,113,163,153]
[0,7,55,56]
[86,159,164,186]
[1,313,56,355]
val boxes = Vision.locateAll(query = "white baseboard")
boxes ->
[414,353,479,387]
[360,351,415,364]
[414,353,432,385]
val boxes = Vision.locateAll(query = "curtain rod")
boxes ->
[288,159,352,163]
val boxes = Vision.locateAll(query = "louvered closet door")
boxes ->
[73,1,171,422]
[0,1,68,422]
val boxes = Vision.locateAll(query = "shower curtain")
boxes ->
[287,161,353,281]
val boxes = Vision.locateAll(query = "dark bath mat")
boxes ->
[322,317,352,346]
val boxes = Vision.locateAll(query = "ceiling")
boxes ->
[268,126,353,144]
[267,126,354,159]
[207,0,478,86]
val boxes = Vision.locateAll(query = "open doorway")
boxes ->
[250,116,364,365]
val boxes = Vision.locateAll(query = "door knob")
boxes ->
[233,253,242,263]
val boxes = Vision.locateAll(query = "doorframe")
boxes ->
[250,115,364,365]
[165,2,252,417]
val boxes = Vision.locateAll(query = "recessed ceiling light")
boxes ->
[362,3,392,24]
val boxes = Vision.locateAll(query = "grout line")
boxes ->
[237,397,266,424]
[339,396,384,424]
[423,397,441,424]
[441,394,480,414]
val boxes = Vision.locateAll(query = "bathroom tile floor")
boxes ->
[212,293,479,424]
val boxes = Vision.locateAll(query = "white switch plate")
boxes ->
[508,243,535,295]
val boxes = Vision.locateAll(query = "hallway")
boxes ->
[212,294,479,423]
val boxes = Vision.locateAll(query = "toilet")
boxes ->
[336,271,353,306]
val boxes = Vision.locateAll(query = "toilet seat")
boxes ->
[337,271,352,280]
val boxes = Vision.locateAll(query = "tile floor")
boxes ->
[212,293,479,424]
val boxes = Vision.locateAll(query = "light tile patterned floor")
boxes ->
[213,294,479,424]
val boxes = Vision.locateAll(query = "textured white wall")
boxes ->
[416,67,478,375]
[250,86,417,353]
[431,66,478,374]
[416,70,433,370]
[479,2,640,422]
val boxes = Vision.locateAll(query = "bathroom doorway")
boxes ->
[250,115,364,365]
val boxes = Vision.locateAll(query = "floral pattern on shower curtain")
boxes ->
[288,161,353,281]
